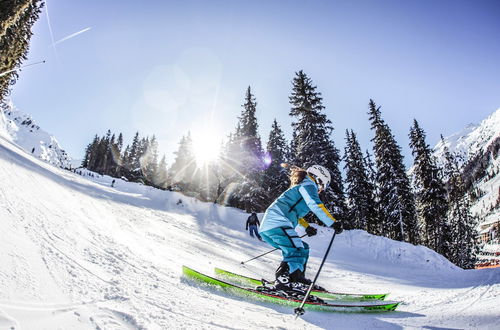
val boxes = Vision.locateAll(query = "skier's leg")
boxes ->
[249,225,255,237]
[252,226,260,238]
[302,241,310,274]
[260,230,280,250]
[261,227,307,274]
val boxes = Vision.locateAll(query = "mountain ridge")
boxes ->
[0,99,72,169]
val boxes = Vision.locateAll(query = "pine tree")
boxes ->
[82,135,99,168]
[239,86,264,171]
[127,132,142,179]
[115,132,124,176]
[117,133,124,152]
[100,130,112,174]
[221,126,242,175]
[155,155,168,188]
[109,133,123,177]
[224,87,266,211]
[442,142,479,268]
[263,119,289,204]
[289,70,347,220]
[122,145,131,176]
[170,133,197,192]
[86,135,101,172]
[409,120,449,253]
[0,0,44,103]
[142,135,159,185]
[343,130,376,231]
[368,99,417,243]
[363,150,380,235]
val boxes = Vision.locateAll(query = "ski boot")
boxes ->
[290,269,326,292]
[271,263,324,303]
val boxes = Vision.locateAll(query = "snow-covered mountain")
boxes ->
[433,107,500,161]
[0,99,72,169]
[1,118,500,329]
[433,107,500,266]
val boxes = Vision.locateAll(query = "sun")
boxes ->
[192,130,221,167]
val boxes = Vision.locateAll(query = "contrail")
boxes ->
[53,27,91,46]
[44,0,57,56]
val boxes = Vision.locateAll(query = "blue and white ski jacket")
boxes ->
[259,176,336,232]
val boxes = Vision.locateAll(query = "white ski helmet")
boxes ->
[307,165,331,188]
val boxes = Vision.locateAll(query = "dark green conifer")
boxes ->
[368,99,417,243]
[289,70,347,220]
[409,120,449,253]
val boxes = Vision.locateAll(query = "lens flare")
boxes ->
[262,152,272,169]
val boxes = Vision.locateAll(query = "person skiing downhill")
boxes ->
[246,212,262,241]
[259,164,343,293]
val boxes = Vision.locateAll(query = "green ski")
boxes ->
[214,267,388,301]
[183,266,399,312]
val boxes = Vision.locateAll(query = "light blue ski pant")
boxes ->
[260,227,309,274]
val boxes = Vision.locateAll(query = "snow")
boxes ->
[1,133,500,329]
[433,107,500,161]
[0,100,71,169]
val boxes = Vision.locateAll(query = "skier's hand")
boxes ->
[332,221,343,234]
[305,226,317,237]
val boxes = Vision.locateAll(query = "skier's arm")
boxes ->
[246,218,249,230]
[298,184,336,227]
[298,217,317,236]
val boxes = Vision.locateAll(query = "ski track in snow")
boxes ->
[1,136,500,329]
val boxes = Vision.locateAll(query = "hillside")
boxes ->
[1,132,500,329]
[433,107,500,266]
[0,100,72,169]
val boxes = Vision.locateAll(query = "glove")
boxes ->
[305,226,317,237]
[332,221,343,234]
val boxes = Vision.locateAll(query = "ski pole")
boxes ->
[0,60,46,77]
[241,234,308,265]
[294,230,337,318]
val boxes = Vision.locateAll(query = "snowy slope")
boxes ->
[1,136,499,329]
[0,99,71,168]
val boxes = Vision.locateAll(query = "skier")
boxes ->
[259,164,343,293]
[246,212,262,241]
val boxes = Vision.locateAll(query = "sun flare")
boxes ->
[192,130,221,167]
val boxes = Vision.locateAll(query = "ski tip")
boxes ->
[386,302,400,311]
[370,293,389,300]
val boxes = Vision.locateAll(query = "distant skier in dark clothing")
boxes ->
[246,212,262,241]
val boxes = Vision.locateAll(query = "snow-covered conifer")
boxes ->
[442,143,479,268]
[289,70,347,220]
[263,119,289,204]
[409,119,449,253]
[368,99,417,243]
[170,133,197,192]
[343,130,377,231]
[0,1,44,102]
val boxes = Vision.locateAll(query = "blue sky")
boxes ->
[10,0,500,165]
